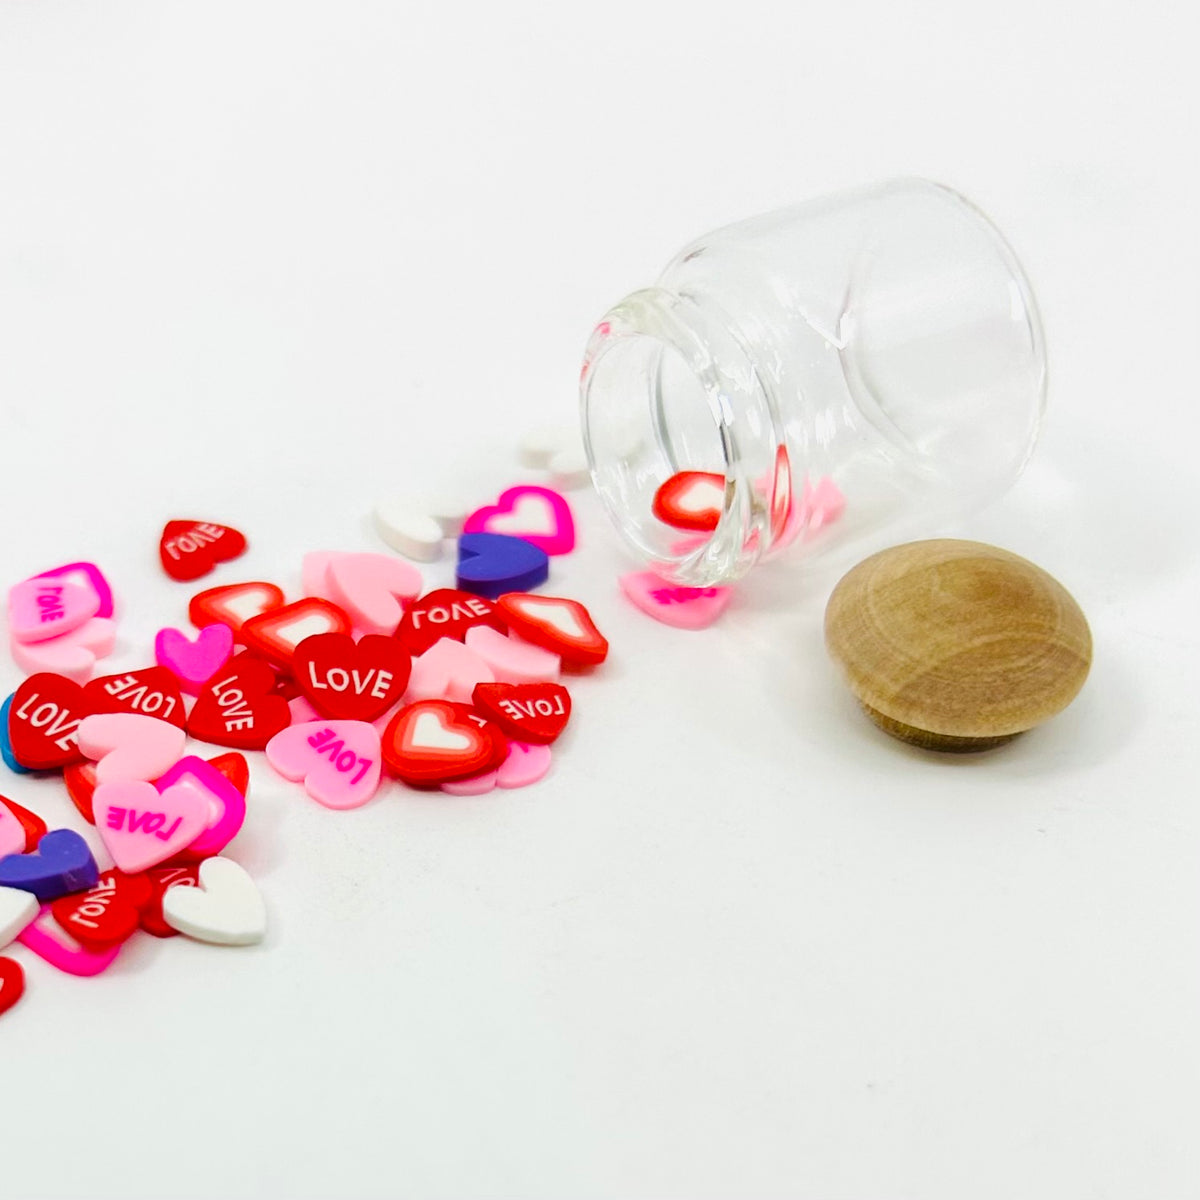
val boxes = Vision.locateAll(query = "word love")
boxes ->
[650,586,719,604]
[104,806,188,842]
[31,586,66,625]
[306,727,375,786]
[11,691,81,752]
[266,720,382,809]
[203,675,257,733]
[159,520,247,582]
[619,571,733,631]
[305,663,394,702]
[91,672,182,724]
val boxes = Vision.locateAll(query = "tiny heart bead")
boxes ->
[17,904,121,976]
[266,720,382,810]
[154,757,247,861]
[161,856,266,946]
[651,471,726,531]
[373,501,445,562]
[10,616,117,683]
[0,829,99,902]
[0,795,48,853]
[495,593,609,666]
[0,955,25,1015]
[28,562,114,619]
[8,577,100,644]
[94,779,210,874]
[406,637,493,704]
[76,712,187,785]
[382,700,508,786]
[159,520,248,582]
[324,553,423,637]
[241,599,352,669]
[7,672,90,770]
[294,632,411,723]
[395,588,507,658]
[154,624,235,694]
[0,886,39,950]
[82,667,187,729]
[463,625,560,685]
[456,533,549,600]
[187,653,292,751]
[463,485,576,556]
[189,581,286,639]
[618,572,733,630]
[471,682,571,744]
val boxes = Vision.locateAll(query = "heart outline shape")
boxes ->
[463,486,575,555]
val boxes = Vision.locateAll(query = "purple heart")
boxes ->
[456,534,549,600]
[0,829,99,902]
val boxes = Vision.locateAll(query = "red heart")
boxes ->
[139,863,203,938]
[187,653,291,750]
[81,667,186,729]
[7,672,90,770]
[651,471,726,532]
[294,632,412,723]
[382,700,508,786]
[395,588,507,657]
[50,868,152,950]
[0,793,48,851]
[159,520,248,582]
[189,580,285,639]
[241,598,352,669]
[495,593,609,667]
[471,682,572,744]
[0,957,25,1018]
[207,752,250,796]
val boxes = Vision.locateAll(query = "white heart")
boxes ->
[162,856,266,946]
[0,885,39,951]
[373,501,444,562]
[410,710,472,752]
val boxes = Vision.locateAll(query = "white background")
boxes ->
[1,3,1198,1198]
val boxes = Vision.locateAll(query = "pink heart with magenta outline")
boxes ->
[8,577,100,644]
[266,720,382,810]
[156,756,246,860]
[76,712,187,784]
[618,571,733,630]
[94,779,211,873]
[462,486,575,556]
[155,623,235,694]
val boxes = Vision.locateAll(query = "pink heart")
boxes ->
[324,553,423,636]
[94,779,211,873]
[155,623,235,694]
[10,617,117,684]
[463,625,560,684]
[301,550,341,601]
[618,571,733,630]
[265,720,382,810]
[463,486,576,555]
[76,712,187,784]
[0,798,28,859]
[30,562,114,619]
[156,757,246,859]
[8,577,101,644]
[439,740,551,795]
[406,637,493,703]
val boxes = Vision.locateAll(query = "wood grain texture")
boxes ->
[824,540,1092,751]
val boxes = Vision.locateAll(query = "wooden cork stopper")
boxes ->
[824,539,1092,752]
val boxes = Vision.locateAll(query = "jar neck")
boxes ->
[580,286,793,587]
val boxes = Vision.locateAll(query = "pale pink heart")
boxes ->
[154,623,235,694]
[265,720,382,810]
[301,551,341,601]
[497,741,552,788]
[10,617,117,683]
[769,474,846,552]
[439,767,499,795]
[0,799,28,858]
[325,553,422,637]
[93,779,211,873]
[406,637,493,703]
[8,577,100,644]
[618,571,733,630]
[77,712,187,784]
[463,625,560,684]
[462,486,576,555]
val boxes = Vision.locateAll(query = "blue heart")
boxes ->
[457,533,549,600]
[1,694,32,775]
[0,829,99,901]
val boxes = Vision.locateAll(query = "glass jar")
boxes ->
[580,179,1047,587]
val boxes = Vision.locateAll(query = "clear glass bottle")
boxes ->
[580,179,1047,586]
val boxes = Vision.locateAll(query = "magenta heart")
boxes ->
[462,486,575,555]
[155,623,235,694]
[618,571,733,630]
[93,780,210,873]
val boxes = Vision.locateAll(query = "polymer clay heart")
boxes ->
[495,593,609,666]
[94,779,210,873]
[463,486,576,555]
[652,471,726,531]
[618,571,733,630]
[140,864,203,938]
[0,955,25,1013]
[0,886,39,949]
[456,533,549,600]
[0,800,28,859]
[266,720,382,810]
[294,632,411,722]
[382,700,508,786]
[188,654,291,751]
[7,673,89,770]
[10,617,117,684]
[463,625,560,684]
[207,752,250,796]
[395,588,507,657]
[241,599,352,668]
[50,869,151,950]
[0,829,99,902]
[77,712,187,784]
[161,856,266,946]
[189,581,285,638]
[406,637,493,703]
[18,905,121,976]
[471,682,571,744]
[372,501,445,562]
[8,576,100,644]
[159,520,247,582]
[154,623,234,693]
[0,795,47,853]
[82,666,187,729]
[156,756,247,860]
[30,562,114,619]
[324,553,423,637]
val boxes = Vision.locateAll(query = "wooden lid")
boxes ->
[824,539,1092,751]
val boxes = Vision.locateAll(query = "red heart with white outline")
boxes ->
[382,700,507,786]
[241,598,352,669]
[294,632,411,723]
[651,471,726,531]
[159,520,247,582]
[495,593,608,666]
[189,581,286,639]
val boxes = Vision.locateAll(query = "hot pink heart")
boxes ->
[155,623,235,693]
[618,571,733,630]
[94,779,211,873]
[265,720,382,810]
[462,486,576,556]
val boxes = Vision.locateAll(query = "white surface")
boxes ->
[1,3,1198,1199]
